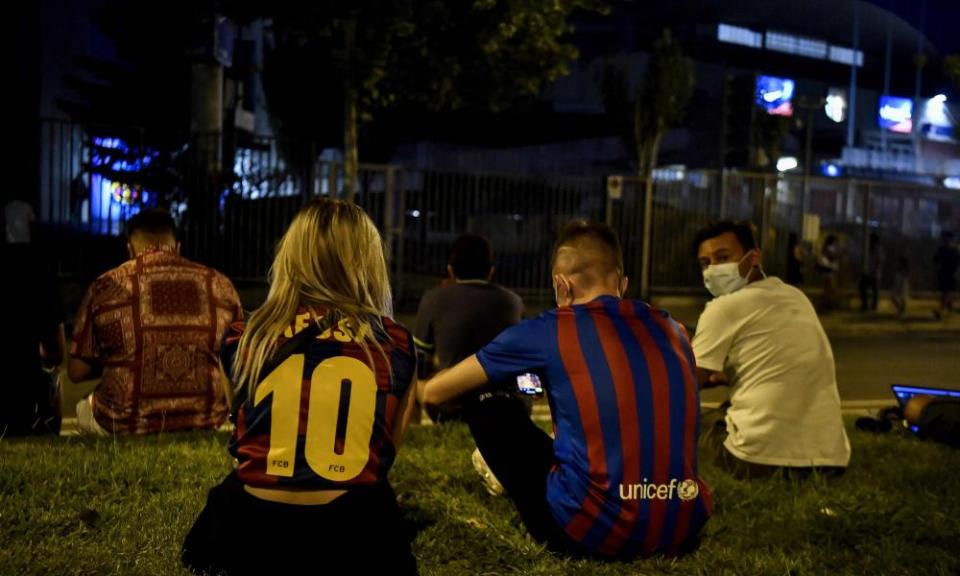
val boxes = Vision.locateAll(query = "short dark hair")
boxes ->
[551,220,624,274]
[449,234,493,280]
[692,220,757,257]
[126,209,177,240]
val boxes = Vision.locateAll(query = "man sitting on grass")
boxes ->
[414,233,525,422]
[68,209,243,434]
[692,220,850,478]
[904,396,960,448]
[420,221,712,560]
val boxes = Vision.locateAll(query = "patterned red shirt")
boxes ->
[71,246,243,433]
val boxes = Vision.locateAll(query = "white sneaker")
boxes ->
[471,448,505,497]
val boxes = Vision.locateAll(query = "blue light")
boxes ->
[879,96,913,134]
[756,75,795,117]
[821,163,841,178]
[93,137,129,152]
[85,135,159,234]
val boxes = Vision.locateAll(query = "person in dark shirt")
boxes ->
[904,396,960,449]
[933,231,960,319]
[859,233,883,312]
[413,234,524,422]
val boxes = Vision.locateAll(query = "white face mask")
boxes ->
[703,252,752,297]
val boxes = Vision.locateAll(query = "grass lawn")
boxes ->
[1,420,958,576]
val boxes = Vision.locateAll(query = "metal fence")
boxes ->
[37,120,960,308]
[607,171,960,298]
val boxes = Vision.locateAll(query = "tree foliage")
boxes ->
[224,0,607,196]
[601,29,695,178]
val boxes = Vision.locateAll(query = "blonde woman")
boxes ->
[182,199,418,575]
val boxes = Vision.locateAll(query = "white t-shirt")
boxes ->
[693,277,850,467]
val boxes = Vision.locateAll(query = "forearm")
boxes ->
[420,355,489,406]
[393,383,417,446]
[67,357,102,382]
[40,325,67,368]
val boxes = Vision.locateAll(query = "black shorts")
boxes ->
[463,392,701,560]
[182,472,418,576]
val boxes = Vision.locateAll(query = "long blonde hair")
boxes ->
[233,198,393,396]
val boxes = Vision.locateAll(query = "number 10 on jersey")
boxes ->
[254,354,377,481]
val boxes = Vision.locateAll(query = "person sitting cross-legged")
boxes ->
[420,221,712,560]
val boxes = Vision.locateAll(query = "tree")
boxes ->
[753,109,791,172]
[600,61,636,168]
[944,54,960,90]
[600,30,695,178]
[225,0,606,199]
[633,30,695,178]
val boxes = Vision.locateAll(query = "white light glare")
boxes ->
[777,157,799,172]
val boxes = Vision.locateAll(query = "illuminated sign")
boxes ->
[878,96,913,134]
[756,75,795,117]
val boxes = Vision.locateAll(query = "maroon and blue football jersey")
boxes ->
[224,308,416,489]
[476,295,713,557]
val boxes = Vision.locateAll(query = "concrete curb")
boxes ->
[59,398,905,433]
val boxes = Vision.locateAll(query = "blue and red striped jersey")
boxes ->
[223,308,416,489]
[476,295,712,557]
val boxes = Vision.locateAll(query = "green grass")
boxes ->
[2,421,958,575]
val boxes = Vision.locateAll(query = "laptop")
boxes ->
[890,384,960,432]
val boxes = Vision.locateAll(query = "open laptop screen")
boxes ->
[891,385,960,408]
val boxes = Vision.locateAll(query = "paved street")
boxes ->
[831,332,959,401]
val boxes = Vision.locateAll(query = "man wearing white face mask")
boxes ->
[692,221,850,479]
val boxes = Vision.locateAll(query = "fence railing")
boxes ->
[37,121,960,308]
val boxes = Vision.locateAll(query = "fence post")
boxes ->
[766,174,775,251]
[304,141,317,202]
[719,168,728,220]
[758,175,770,250]
[799,172,809,238]
[384,165,396,268]
[861,181,871,280]
[604,174,620,226]
[640,176,654,300]
[328,162,338,199]
[393,168,407,304]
